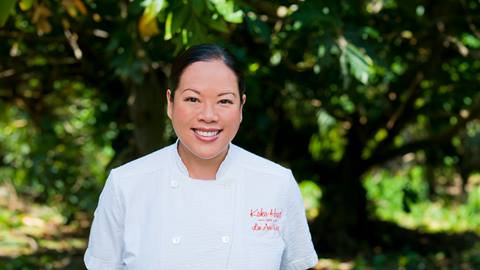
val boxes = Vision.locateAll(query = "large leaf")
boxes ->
[139,0,165,39]
[0,0,17,27]
[209,0,243,23]
[141,0,165,20]
[340,38,374,85]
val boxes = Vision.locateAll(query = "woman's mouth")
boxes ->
[192,128,222,141]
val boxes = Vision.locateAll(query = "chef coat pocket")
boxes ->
[246,235,285,270]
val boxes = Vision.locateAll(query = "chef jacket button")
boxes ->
[221,236,230,243]
[170,180,179,188]
[172,236,181,244]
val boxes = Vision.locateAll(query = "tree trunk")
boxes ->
[314,165,368,255]
[128,68,168,156]
[313,120,369,255]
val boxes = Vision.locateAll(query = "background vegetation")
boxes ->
[1,0,480,269]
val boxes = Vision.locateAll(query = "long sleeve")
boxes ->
[84,170,125,269]
[280,171,318,270]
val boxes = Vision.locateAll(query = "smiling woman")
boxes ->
[167,59,245,179]
[84,44,318,270]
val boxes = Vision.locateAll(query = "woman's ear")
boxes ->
[240,94,246,122]
[166,89,173,120]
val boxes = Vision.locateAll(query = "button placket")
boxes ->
[170,175,182,248]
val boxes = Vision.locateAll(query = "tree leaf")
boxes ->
[209,0,243,23]
[191,0,205,16]
[342,42,374,85]
[19,0,35,11]
[164,11,173,40]
[205,18,229,33]
[138,12,159,39]
[171,5,189,35]
[141,0,165,21]
[138,0,165,39]
[0,0,17,27]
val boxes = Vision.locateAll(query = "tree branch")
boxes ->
[366,72,424,157]
[364,97,480,168]
[241,0,282,19]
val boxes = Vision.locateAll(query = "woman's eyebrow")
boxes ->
[218,92,237,97]
[181,89,236,97]
[181,88,200,94]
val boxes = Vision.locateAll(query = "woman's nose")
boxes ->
[198,102,218,122]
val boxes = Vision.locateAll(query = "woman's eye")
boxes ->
[219,99,233,104]
[184,97,199,102]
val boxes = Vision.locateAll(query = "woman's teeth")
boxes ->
[195,130,219,137]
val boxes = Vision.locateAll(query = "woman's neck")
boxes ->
[177,143,228,180]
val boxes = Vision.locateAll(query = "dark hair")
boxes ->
[169,44,245,100]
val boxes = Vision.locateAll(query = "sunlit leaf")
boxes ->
[164,11,173,40]
[141,0,165,21]
[209,0,243,23]
[19,0,35,11]
[345,43,373,84]
[462,33,480,49]
[139,0,165,39]
[139,12,159,39]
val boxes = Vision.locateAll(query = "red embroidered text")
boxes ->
[249,208,282,232]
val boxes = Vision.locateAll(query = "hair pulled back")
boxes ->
[169,44,245,100]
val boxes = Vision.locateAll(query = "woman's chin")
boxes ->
[178,137,230,161]
[194,150,226,160]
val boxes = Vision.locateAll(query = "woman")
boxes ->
[84,44,318,270]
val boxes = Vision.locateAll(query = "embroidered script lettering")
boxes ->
[249,208,282,232]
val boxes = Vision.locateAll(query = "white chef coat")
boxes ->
[84,142,318,270]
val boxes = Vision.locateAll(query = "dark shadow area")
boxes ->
[0,250,85,270]
[368,220,480,255]
[314,219,480,269]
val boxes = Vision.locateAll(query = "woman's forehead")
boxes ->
[181,60,236,79]
[177,60,239,93]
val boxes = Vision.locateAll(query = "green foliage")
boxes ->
[348,246,480,270]
[0,0,17,26]
[315,244,480,269]
[1,0,480,261]
[309,110,347,162]
[466,182,480,219]
[365,167,480,233]
[340,41,375,87]
[299,180,322,220]
[0,81,115,217]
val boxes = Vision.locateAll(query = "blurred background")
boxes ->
[1,0,480,269]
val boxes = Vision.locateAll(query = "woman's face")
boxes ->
[167,60,245,161]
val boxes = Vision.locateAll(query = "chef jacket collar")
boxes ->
[172,139,236,182]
